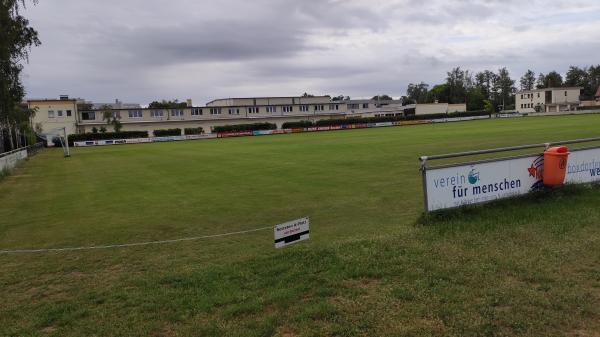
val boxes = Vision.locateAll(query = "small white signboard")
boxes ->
[274,217,310,248]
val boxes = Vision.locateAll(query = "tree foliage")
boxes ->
[0,0,41,152]
[520,70,536,90]
[148,99,188,109]
[371,94,393,101]
[101,105,122,132]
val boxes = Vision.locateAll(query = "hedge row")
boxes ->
[154,128,182,137]
[213,122,277,133]
[314,110,490,127]
[184,127,203,135]
[67,131,148,144]
[281,120,314,129]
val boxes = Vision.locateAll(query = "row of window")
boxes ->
[521,103,538,109]
[47,110,72,118]
[78,104,343,120]
[348,103,370,109]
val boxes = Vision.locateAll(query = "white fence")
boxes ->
[0,148,28,172]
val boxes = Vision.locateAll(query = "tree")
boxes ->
[371,94,393,101]
[588,65,600,98]
[519,70,536,90]
[545,71,563,88]
[466,87,486,111]
[536,73,546,89]
[426,84,449,103]
[406,82,429,104]
[101,105,122,132]
[331,95,350,101]
[301,93,315,97]
[445,67,470,104]
[483,100,494,113]
[0,0,41,153]
[475,70,496,101]
[495,67,516,111]
[148,99,187,109]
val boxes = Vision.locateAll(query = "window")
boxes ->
[171,109,183,117]
[81,111,96,120]
[362,103,369,109]
[329,104,339,111]
[537,93,540,98]
[299,105,309,112]
[210,108,221,115]
[66,110,72,117]
[48,110,55,118]
[228,108,240,115]
[248,107,259,114]
[57,110,63,117]
[111,111,121,118]
[565,91,567,96]
[521,94,524,99]
[314,105,324,111]
[348,104,359,109]
[282,106,293,113]
[191,108,202,116]
[128,110,143,118]
[266,106,276,113]
[151,110,164,118]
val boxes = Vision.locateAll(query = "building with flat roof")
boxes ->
[28,95,468,138]
[28,96,79,142]
[516,87,582,113]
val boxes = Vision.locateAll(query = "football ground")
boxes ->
[1,115,600,336]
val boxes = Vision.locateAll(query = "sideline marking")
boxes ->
[0,226,272,254]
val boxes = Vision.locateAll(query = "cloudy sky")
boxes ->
[22,0,600,105]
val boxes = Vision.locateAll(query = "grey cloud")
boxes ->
[21,0,600,104]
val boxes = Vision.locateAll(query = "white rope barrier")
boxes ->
[0,226,272,254]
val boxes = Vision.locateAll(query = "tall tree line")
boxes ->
[406,67,516,112]
[405,64,600,112]
[0,0,40,153]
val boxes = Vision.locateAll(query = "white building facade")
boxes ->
[516,87,582,113]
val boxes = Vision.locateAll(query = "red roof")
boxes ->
[596,85,600,98]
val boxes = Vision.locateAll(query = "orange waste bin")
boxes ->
[543,146,569,186]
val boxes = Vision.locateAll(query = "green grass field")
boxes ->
[1,115,600,336]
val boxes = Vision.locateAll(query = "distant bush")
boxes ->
[213,123,277,133]
[67,131,148,145]
[282,120,314,129]
[153,128,182,137]
[184,127,203,135]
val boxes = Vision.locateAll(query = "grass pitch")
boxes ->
[1,115,600,336]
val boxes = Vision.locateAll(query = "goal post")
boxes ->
[36,127,70,157]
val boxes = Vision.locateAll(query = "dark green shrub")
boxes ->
[153,128,182,137]
[184,127,203,135]
[282,120,314,129]
[213,123,276,133]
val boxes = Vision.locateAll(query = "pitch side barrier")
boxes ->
[419,136,600,212]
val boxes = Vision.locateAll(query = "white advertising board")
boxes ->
[424,154,544,211]
[274,217,310,248]
[565,147,600,184]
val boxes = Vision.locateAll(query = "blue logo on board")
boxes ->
[468,169,480,184]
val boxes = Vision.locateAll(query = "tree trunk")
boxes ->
[7,123,15,151]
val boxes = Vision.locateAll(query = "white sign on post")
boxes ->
[424,154,544,212]
[274,217,310,248]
